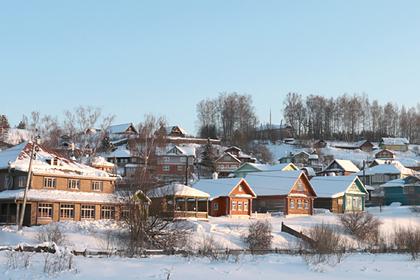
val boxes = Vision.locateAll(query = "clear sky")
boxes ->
[1,1,419,134]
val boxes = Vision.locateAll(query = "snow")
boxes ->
[102,145,132,158]
[328,159,360,173]
[1,206,420,279]
[381,137,409,145]
[147,183,210,198]
[238,162,297,172]
[1,142,113,179]
[244,170,303,196]
[355,161,418,176]
[107,123,135,135]
[0,128,33,145]
[0,189,121,204]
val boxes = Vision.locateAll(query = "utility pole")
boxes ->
[184,155,189,186]
[18,137,39,230]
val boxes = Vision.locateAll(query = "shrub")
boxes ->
[393,226,420,260]
[37,223,67,246]
[301,223,346,265]
[339,211,382,244]
[244,220,273,251]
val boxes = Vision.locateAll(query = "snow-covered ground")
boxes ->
[1,206,419,279]
[2,252,420,280]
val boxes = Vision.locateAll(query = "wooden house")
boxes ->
[311,176,368,213]
[193,178,256,217]
[334,140,374,152]
[155,145,196,184]
[147,183,209,220]
[244,170,316,215]
[292,151,310,166]
[233,162,298,178]
[107,123,138,136]
[356,161,418,187]
[375,149,396,160]
[313,140,327,149]
[380,176,420,205]
[215,152,242,177]
[166,125,188,138]
[318,159,360,176]
[0,142,119,226]
[379,137,409,152]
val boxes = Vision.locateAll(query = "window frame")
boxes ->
[60,204,75,219]
[101,205,115,220]
[81,205,96,220]
[92,181,103,192]
[43,177,57,189]
[68,179,80,190]
[38,203,53,218]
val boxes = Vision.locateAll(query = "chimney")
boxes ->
[212,172,219,180]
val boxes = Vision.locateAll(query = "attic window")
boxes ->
[46,157,59,166]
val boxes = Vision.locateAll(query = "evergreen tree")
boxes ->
[0,115,10,129]
[200,139,217,172]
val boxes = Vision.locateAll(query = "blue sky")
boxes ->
[1,1,419,133]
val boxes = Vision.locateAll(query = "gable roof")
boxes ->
[147,183,210,198]
[192,178,256,199]
[244,170,316,197]
[356,161,417,176]
[215,152,242,163]
[325,159,360,173]
[381,137,409,145]
[310,175,367,198]
[107,123,137,135]
[380,176,420,188]
[167,145,196,157]
[0,142,113,179]
[235,162,298,173]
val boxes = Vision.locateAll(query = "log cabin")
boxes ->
[193,178,256,217]
[0,142,119,226]
[244,170,316,215]
[311,176,368,213]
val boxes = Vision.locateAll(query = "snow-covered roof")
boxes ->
[0,189,120,204]
[327,159,360,173]
[236,163,297,172]
[107,123,136,135]
[193,178,254,199]
[381,137,409,145]
[103,145,132,158]
[0,142,113,179]
[91,156,115,167]
[310,176,367,198]
[147,183,210,198]
[380,176,420,188]
[356,161,417,176]
[244,170,306,196]
[166,125,188,136]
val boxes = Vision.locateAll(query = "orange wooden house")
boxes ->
[193,178,257,217]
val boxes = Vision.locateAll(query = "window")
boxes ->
[60,204,74,219]
[244,201,249,211]
[232,201,237,211]
[92,181,103,192]
[81,205,95,219]
[163,157,170,162]
[38,203,53,218]
[5,175,12,189]
[180,157,187,163]
[290,199,295,209]
[101,206,115,219]
[177,165,184,172]
[238,201,243,211]
[43,177,56,188]
[304,200,309,209]
[17,176,27,188]
[68,179,80,190]
[298,199,303,209]
[163,165,170,172]
[121,207,130,220]
[296,180,305,191]
[213,202,219,211]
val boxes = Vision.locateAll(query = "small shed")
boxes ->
[311,176,368,213]
[147,183,210,220]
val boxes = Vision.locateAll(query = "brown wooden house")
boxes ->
[0,142,119,226]
[193,178,256,217]
[318,159,360,176]
[244,170,317,215]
